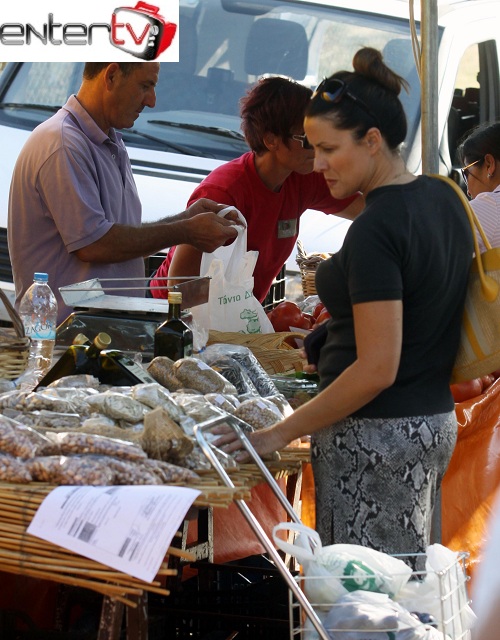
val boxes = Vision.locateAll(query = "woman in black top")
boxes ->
[218,47,472,555]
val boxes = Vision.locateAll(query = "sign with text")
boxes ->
[27,485,200,582]
[0,0,179,61]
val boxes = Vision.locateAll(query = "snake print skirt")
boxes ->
[310,411,457,555]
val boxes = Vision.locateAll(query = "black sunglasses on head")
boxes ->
[313,78,381,129]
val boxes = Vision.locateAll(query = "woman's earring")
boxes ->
[488,173,492,178]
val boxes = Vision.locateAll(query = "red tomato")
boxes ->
[268,301,305,332]
[313,308,332,327]
[313,302,326,319]
[301,313,315,330]
[450,378,483,403]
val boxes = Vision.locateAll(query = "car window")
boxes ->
[0,1,421,163]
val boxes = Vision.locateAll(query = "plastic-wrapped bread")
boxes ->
[173,357,238,395]
[147,356,185,391]
[83,392,146,423]
[205,392,240,415]
[44,374,101,390]
[141,407,194,462]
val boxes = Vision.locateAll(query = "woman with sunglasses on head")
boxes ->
[217,48,473,557]
[150,76,363,304]
[457,122,500,253]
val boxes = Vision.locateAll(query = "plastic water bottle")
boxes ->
[19,272,58,380]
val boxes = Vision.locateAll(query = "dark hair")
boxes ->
[306,47,408,149]
[83,63,140,80]
[240,76,312,154]
[457,122,500,165]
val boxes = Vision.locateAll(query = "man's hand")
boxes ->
[184,198,240,223]
[185,212,240,253]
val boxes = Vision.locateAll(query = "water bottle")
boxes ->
[19,272,58,380]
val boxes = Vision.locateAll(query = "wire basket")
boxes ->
[296,241,331,297]
[289,552,472,640]
[0,290,30,380]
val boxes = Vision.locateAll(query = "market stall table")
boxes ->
[0,448,309,638]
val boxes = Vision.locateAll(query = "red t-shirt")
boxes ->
[151,152,356,302]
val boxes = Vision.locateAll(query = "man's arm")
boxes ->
[75,200,239,263]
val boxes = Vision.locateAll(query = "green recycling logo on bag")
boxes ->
[341,559,380,592]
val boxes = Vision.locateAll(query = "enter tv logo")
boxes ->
[111,2,177,60]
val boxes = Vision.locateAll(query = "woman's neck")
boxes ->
[253,152,290,193]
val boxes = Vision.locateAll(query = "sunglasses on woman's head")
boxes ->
[313,78,381,129]
[461,158,481,182]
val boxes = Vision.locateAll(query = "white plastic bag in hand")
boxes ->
[191,207,274,335]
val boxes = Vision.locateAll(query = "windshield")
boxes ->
[0,1,421,161]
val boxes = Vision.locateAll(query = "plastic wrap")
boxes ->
[173,357,238,395]
[28,455,115,485]
[47,431,147,462]
[0,452,32,483]
[442,377,500,580]
[202,344,280,397]
[233,397,284,430]
[0,416,58,458]
[202,351,260,396]
[83,391,147,423]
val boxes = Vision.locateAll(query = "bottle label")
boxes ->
[120,358,157,384]
[25,320,56,341]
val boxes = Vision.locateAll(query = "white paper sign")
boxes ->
[27,484,201,583]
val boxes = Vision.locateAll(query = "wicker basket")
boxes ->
[207,330,305,375]
[0,289,30,380]
[295,240,331,297]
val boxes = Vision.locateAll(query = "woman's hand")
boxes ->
[212,422,290,463]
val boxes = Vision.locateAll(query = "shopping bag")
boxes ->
[191,210,274,335]
[272,523,412,605]
[433,175,500,382]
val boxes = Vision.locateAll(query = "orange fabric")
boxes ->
[187,480,288,564]
[442,377,500,583]
[301,462,316,530]
[291,380,500,586]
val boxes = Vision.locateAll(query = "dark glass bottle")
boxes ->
[98,350,158,386]
[35,332,111,389]
[154,291,193,360]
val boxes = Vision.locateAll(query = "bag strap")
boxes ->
[431,174,499,302]
[272,522,320,561]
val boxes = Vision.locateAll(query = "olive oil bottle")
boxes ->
[35,332,112,388]
[154,291,193,361]
[98,350,157,386]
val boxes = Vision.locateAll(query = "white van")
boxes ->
[1,0,500,303]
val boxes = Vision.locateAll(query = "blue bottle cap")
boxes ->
[34,272,49,282]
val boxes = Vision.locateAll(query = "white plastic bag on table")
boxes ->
[273,523,413,605]
[191,208,274,335]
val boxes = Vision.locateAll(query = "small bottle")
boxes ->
[35,332,111,389]
[99,350,158,386]
[19,272,58,381]
[154,291,193,360]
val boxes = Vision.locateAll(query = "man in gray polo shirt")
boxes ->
[8,62,239,323]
